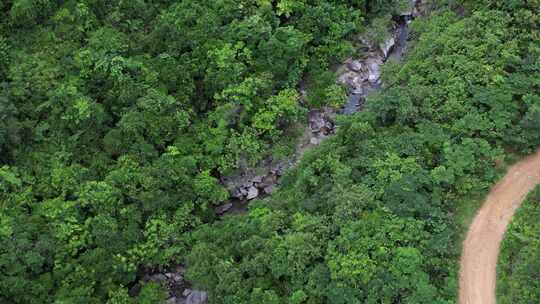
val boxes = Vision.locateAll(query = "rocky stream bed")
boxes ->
[139,1,426,303]
[214,1,424,215]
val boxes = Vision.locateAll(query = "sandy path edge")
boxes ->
[459,149,540,304]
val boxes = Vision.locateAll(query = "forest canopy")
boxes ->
[0,0,539,303]
[0,0,409,303]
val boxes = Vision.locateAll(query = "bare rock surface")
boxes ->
[246,186,259,200]
[215,202,233,215]
[337,2,423,114]
[379,36,395,58]
[186,290,208,304]
[218,107,335,208]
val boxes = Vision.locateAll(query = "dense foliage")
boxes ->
[1,0,539,303]
[498,186,540,304]
[185,1,540,303]
[0,0,407,303]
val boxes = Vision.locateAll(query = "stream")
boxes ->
[141,2,425,304]
[340,13,412,114]
[216,11,417,215]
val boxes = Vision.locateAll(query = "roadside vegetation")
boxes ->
[498,186,540,304]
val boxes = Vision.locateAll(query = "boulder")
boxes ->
[176,266,186,274]
[359,36,373,49]
[412,0,427,17]
[260,174,277,188]
[149,274,167,283]
[165,272,183,283]
[379,36,395,58]
[321,120,334,135]
[215,202,233,215]
[365,56,383,83]
[186,290,208,304]
[308,111,323,132]
[246,186,259,200]
[231,187,243,199]
[346,59,363,72]
[167,296,187,304]
[337,71,366,93]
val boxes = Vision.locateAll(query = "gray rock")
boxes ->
[307,108,335,137]
[379,36,395,58]
[252,175,263,183]
[310,137,321,145]
[215,202,233,215]
[186,290,208,304]
[246,186,259,200]
[365,56,383,83]
[346,59,363,72]
[309,110,328,133]
[165,272,183,283]
[149,274,167,283]
[359,36,373,49]
[167,297,178,304]
[322,121,334,135]
[259,174,276,188]
[337,71,365,93]
[182,289,192,297]
[231,187,243,199]
[411,0,427,17]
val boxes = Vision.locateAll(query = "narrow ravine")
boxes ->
[338,13,413,114]
[144,2,427,303]
[216,3,424,216]
[459,149,540,304]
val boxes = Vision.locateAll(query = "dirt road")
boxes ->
[459,149,540,304]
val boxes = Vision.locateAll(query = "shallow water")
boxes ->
[341,16,410,114]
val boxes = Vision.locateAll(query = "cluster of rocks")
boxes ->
[308,107,336,145]
[338,0,425,114]
[336,30,396,115]
[136,267,208,304]
[215,107,336,214]
[402,0,426,18]
[337,28,399,114]
[226,171,280,202]
[179,290,208,304]
[338,54,384,94]
[215,164,287,214]
[215,4,426,207]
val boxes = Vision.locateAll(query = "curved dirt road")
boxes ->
[459,149,540,304]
